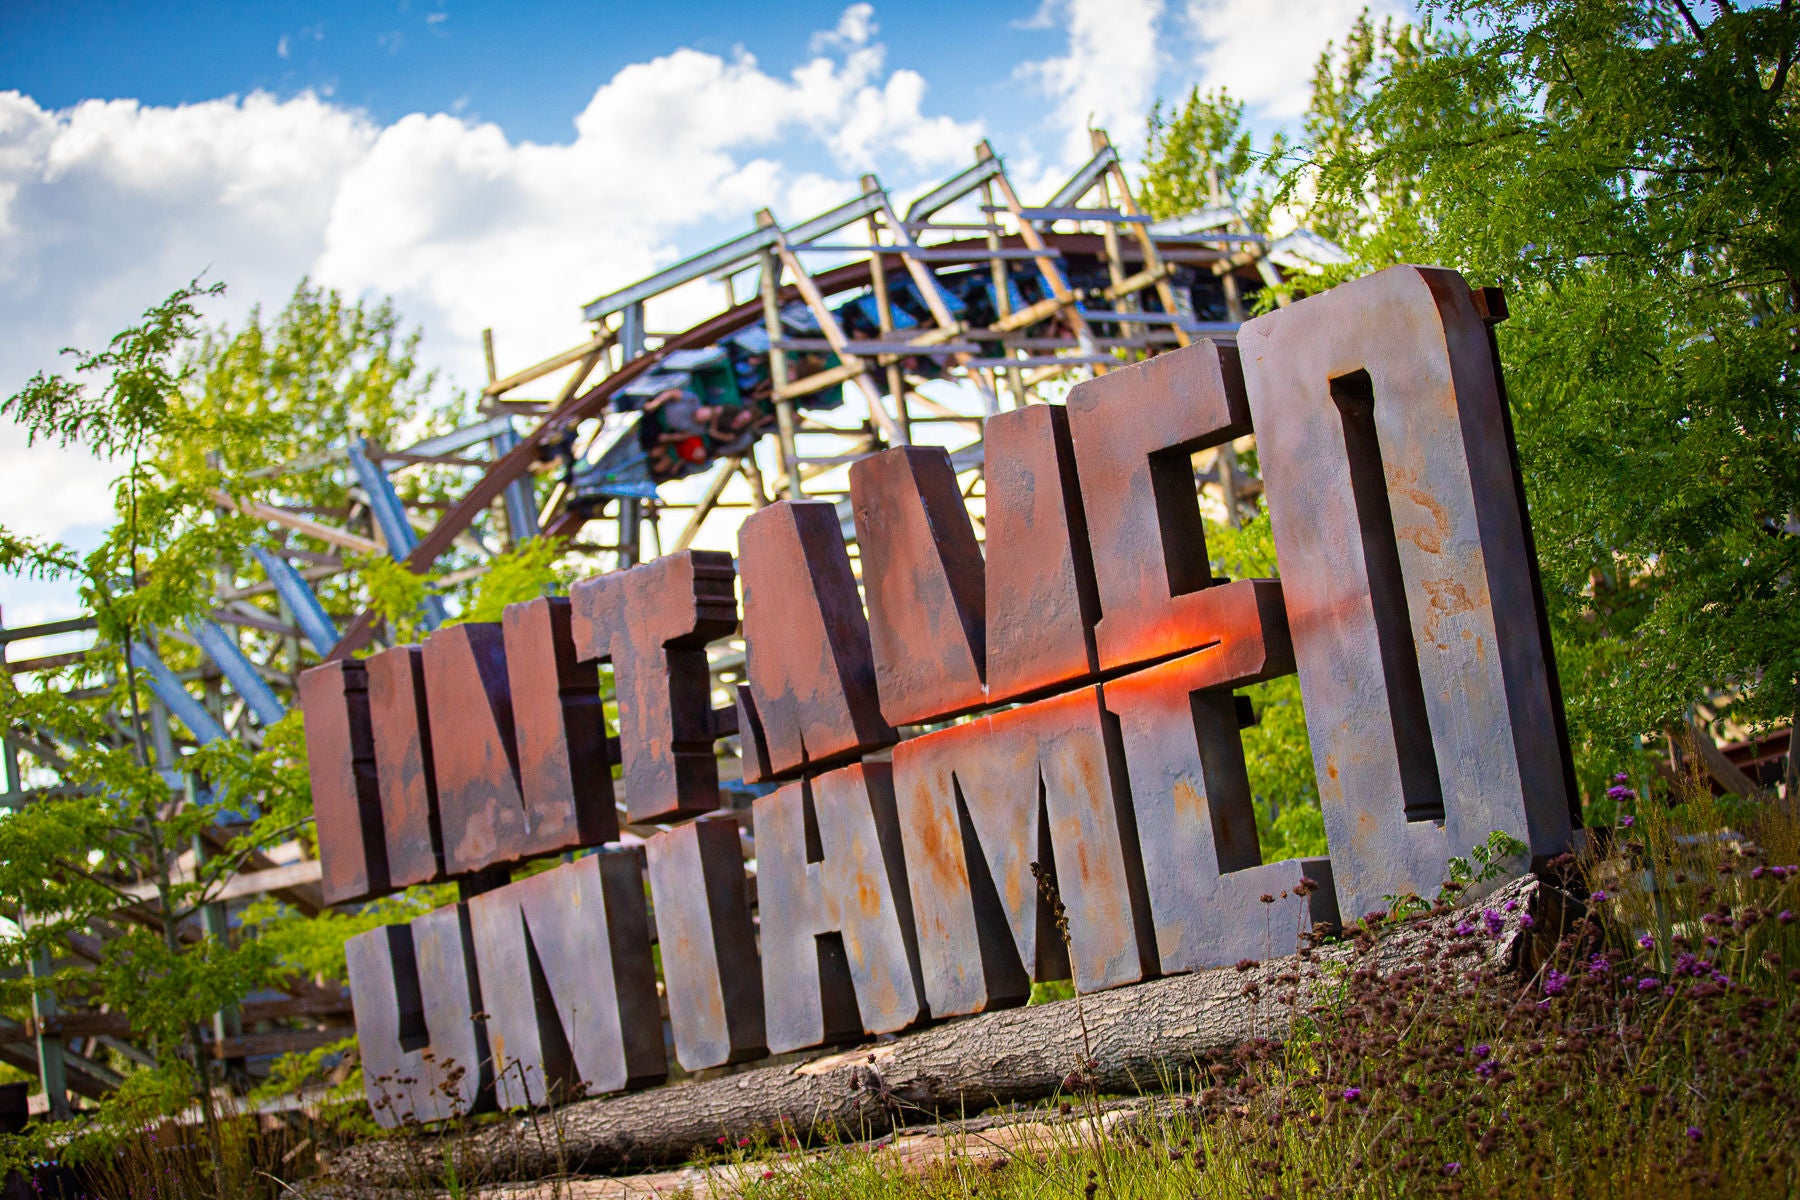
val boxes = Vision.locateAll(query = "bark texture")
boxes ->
[321,875,1573,1188]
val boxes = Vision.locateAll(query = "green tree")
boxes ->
[1141,87,1286,229]
[1285,0,1800,801]
[0,278,520,1182]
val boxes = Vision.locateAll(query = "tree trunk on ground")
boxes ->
[318,875,1574,1190]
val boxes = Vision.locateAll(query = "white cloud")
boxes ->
[1018,0,1166,166]
[1183,0,1409,119]
[811,2,876,52]
[0,6,983,568]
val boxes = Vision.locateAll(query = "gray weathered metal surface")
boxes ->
[366,645,443,889]
[467,850,664,1109]
[983,402,1100,705]
[737,501,895,780]
[893,686,1155,1019]
[1236,265,1574,920]
[503,597,618,846]
[645,818,766,1072]
[753,762,924,1054]
[850,447,987,727]
[423,623,529,875]
[298,659,389,905]
[1099,580,1338,972]
[347,904,494,1129]
[570,552,736,824]
[1065,339,1253,672]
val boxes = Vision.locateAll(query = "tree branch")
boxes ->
[1672,0,1709,44]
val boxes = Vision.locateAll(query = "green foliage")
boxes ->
[0,276,473,1155]
[1444,830,1530,895]
[1284,0,1800,788]
[460,536,570,624]
[1208,504,1326,860]
[1141,3,1800,804]
[1141,88,1286,229]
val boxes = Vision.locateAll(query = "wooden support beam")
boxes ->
[481,331,615,398]
[209,491,383,557]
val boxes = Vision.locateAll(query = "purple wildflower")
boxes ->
[1475,1060,1498,1079]
[1590,889,1608,902]
[1638,934,1656,949]
[1606,784,1635,801]
[1483,909,1505,937]
[1519,913,1535,928]
[1638,977,1661,991]
[1473,1043,1492,1059]
[1455,918,1477,937]
[1620,814,1636,828]
[1444,1163,1463,1176]
[1586,954,1611,975]
[1686,1126,1703,1143]
[1780,910,1795,925]
[1343,1087,1361,1101]
[1543,969,1571,996]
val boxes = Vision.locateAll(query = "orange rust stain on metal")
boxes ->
[1326,755,1340,782]
[1173,777,1205,826]
[856,870,882,919]
[1418,576,1477,649]
[1385,464,1451,556]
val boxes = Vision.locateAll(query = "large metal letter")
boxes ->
[983,402,1101,705]
[851,447,988,726]
[299,659,389,905]
[468,850,664,1108]
[347,904,493,1128]
[1100,580,1337,972]
[737,501,895,779]
[1066,341,1254,673]
[570,552,736,824]
[645,818,766,1071]
[754,762,925,1053]
[504,597,617,845]
[367,646,442,888]
[1237,265,1574,919]
[424,623,529,874]
[894,687,1155,1018]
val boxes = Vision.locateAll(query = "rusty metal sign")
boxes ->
[467,849,664,1108]
[737,500,895,778]
[1065,339,1253,673]
[893,685,1155,1018]
[645,816,766,1071]
[306,265,1577,1126]
[299,659,388,906]
[366,645,442,889]
[570,552,735,824]
[1237,265,1574,920]
[754,761,924,1053]
[503,597,618,848]
[1098,580,1337,971]
[346,903,492,1128]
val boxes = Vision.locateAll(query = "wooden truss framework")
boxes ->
[0,132,1302,1111]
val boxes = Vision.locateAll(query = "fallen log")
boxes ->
[320,874,1574,1189]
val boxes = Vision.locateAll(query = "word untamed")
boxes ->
[302,266,1577,1126]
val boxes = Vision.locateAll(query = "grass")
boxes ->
[11,774,1800,1199]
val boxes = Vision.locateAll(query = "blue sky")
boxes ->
[0,0,1406,627]
[2,2,1049,149]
